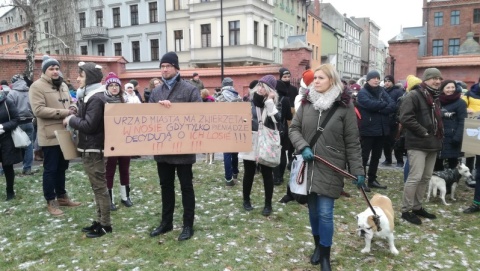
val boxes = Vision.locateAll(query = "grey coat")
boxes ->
[149,75,202,164]
[289,93,363,199]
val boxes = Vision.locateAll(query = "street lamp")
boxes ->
[220,0,224,83]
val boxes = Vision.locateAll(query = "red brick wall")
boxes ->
[424,0,480,56]
[388,40,420,81]
[282,47,312,81]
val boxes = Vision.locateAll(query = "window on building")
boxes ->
[150,39,159,60]
[0,37,3,45]
[432,39,443,56]
[96,10,103,27]
[448,38,460,55]
[98,44,105,56]
[44,21,49,33]
[113,7,121,28]
[79,12,86,29]
[114,43,122,56]
[174,30,183,51]
[264,25,268,48]
[149,2,158,23]
[46,50,50,55]
[23,30,26,39]
[55,49,59,54]
[451,10,460,25]
[201,24,211,48]
[132,41,140,62]
[254,21,258,45]
[130,5,138,25]
[81,46,88,55]
[279,22,284,37]
[229,20,240,45]
[65,48,70,55]
[14,33,18,41]
[173,0,180,10]
[6,35,9,43]
[312,18,314,32]
[434,12,443,26]
[474,9,480,23]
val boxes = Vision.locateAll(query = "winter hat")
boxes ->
[105,72,121,88]
[279,67,290,79]
[366,70,381,81]
[42,55,60,73]
[125,83,134,90]
[129,79,138,87]
[193,72,199,77]
[249,80,259,89]
[422,68,443,81]
[384,75,395,83]
[11,74,22,84]
[406,75,422,91]
[160,51,180,70]
[78,62,103,86]
[350,83,361,91]
[300,69,314,88]
[258,75,277,90]
[222,77,233,87]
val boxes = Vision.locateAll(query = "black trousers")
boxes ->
[361,136,386,182]
[243,160,274,206]
[383,124,404,164]
[156,162,195,227]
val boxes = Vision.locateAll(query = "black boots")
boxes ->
[319,245,331,271]
[86,223,113,238]
[82,221,100,233]
[261,204,272,216]
[108,189,117,211]
[120,185,133,207]
[311,235,320,265]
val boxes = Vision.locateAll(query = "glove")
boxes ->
[355,175,365,188]
[301,147,314,162]
[441,108,456,119]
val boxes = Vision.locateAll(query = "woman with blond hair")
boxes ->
[289,64,364,270]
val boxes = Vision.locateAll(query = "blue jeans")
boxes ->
[307,193,335,247]
[403,158,409,183]
[19,122,34,171]
[42,145,69,201]
[474,156,480,204]
[223,153,239,180]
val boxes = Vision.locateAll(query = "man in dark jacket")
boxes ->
[149,52,201,241]
[382,75,405,167]
[65,62,112,238]
[278,67,298,171]
[356,70,396,190]
[273,79,293,186]
[399,67,444,225]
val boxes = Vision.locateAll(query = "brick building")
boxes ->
[423,0,480,56]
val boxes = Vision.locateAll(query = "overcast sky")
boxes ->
[323,0,424,43]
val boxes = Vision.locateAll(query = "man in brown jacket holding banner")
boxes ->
[29,55,80,216]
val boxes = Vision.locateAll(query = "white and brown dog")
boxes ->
[426,163,472,205]
[356,193,399,255]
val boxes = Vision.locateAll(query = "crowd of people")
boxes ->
[2,51,480,270]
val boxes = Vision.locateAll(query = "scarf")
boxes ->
[419,84,444,139]
[307,86,342,111]
[162,73,180,90]
[439,92,461,106]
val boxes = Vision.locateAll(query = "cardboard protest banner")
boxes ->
[104,103,252,156]
[55,130,80,160]
[462,118,480,156]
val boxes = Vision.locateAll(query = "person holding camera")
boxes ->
[434,80,467,171]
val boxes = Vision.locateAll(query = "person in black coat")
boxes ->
[356,70,396,190]
[0,90,23,200]
[434,80,467,170]
[382,75,405,167]
[273,80,293,186]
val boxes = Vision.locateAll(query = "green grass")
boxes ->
[1,158,479,271]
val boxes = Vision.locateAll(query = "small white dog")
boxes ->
[426,163,472,205]
[356,193,399,255]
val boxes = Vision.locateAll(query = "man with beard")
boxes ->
[399,68,444,225]
[356,70,396,191]
[278,68,297,171]
[149,52,201,241]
